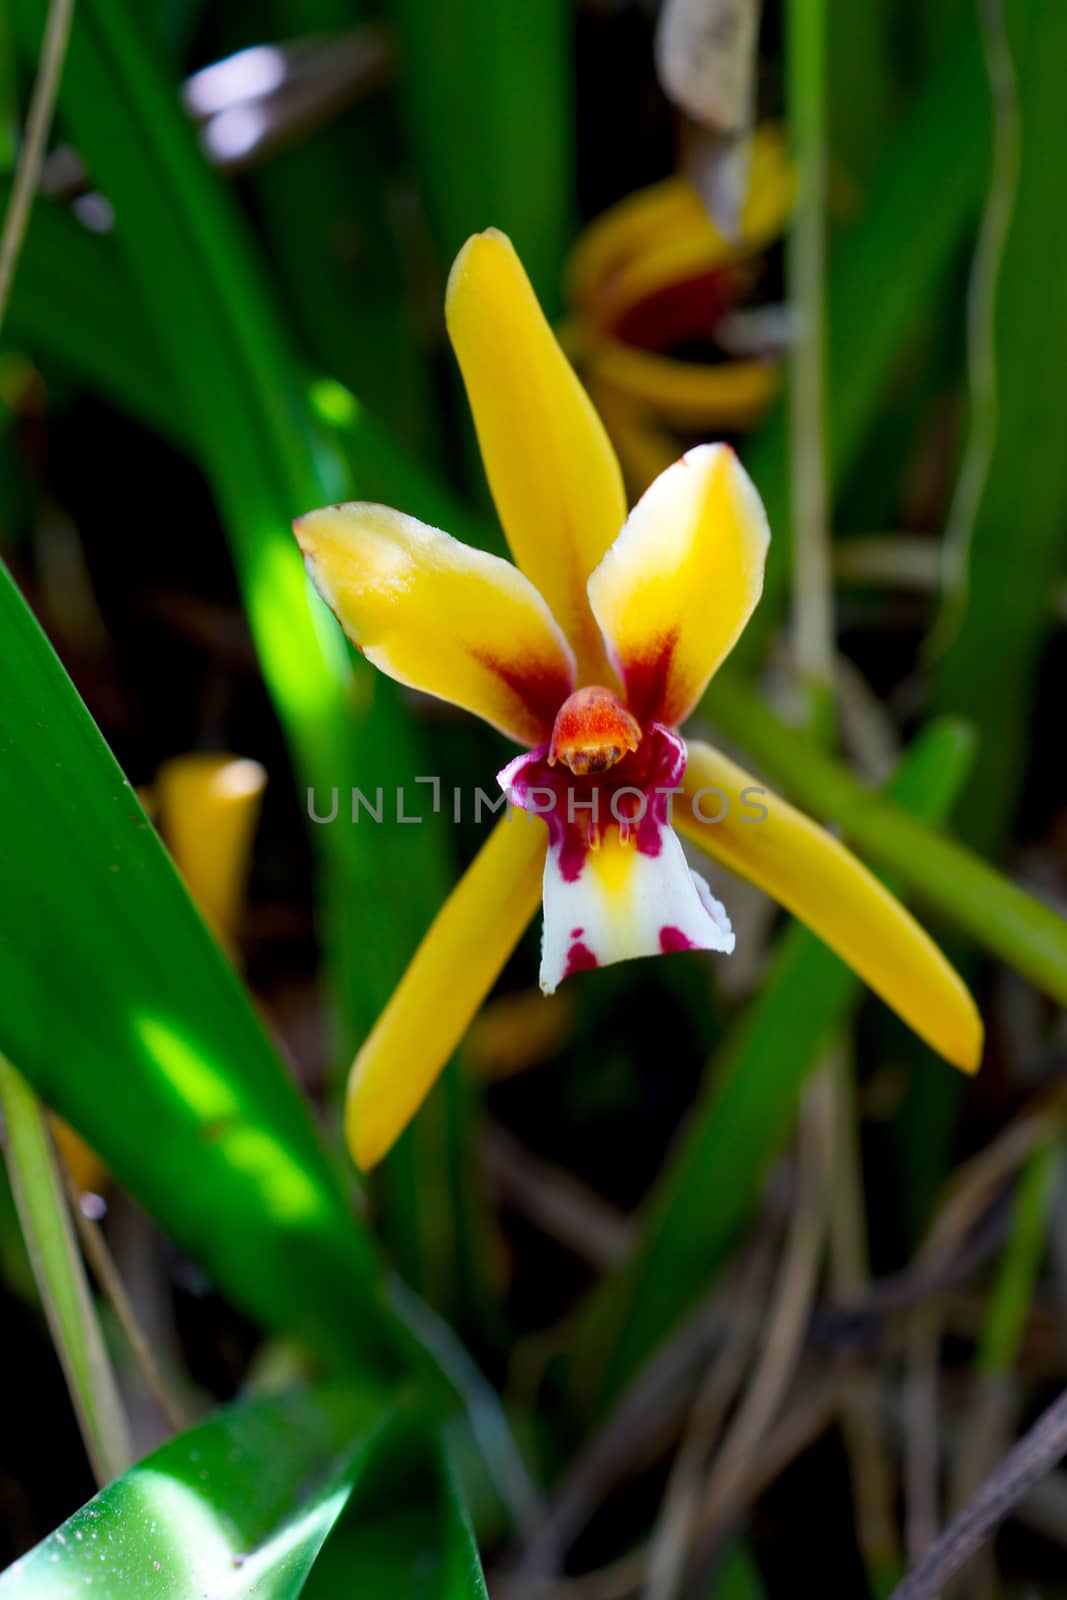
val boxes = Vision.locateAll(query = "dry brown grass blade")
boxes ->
[891,1382,1067,1600]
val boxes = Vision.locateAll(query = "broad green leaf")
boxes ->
[1,188,496,1331]
[0,1052,130,1483]
[437,1434,491,1599]
[933,0,1067,851]
[574,720,976,1405]
[385,0,571,310]
[301,1429,489,1599]
[0,4,16,171]
[0,562,392,1371]
[7,0,449,1061]
[246,0,436,460]
[7,1,499,1329]
[828,0,896,182]
[0,1382,398,1598]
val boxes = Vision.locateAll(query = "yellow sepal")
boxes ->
[294,502,576,747]
[345,813,547,1169]
[446,229,627,682]
[677,741,983,1073]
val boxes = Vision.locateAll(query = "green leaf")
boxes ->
[245,0,436,460]
[933,0,1067,851]
[827,0,897,182]
[436,1432,492,1599]
[0,1382,398,1598]
[0,1052,131,1483]
[707,1538,768,1599]
[301,1427,490,1598]
[7,0,449,1059]
[0,561,393,1371]
[0,187,174,438]
[385,0,572,310]
[574,719,976,1406]
[978,1141,1057,1376]
[6,1,504,1337]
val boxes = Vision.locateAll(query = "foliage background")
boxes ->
[2,0,1067,1595]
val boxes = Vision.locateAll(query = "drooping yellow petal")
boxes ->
[677,741,983,1072]
[587,444,770,727]
[155,754,267,952]
[345,813,547,1169]
[294,503,575,747]
[567,126,791,329]
[583,342,779,431]
[446,229,626,682]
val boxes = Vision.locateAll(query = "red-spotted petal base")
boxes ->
[499,725,734,991]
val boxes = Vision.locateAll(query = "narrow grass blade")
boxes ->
[0,561,394,1371]
[0,1052,131,1485]
[978,1142,1057,1377]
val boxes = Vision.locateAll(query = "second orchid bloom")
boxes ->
[294,228,982,1171]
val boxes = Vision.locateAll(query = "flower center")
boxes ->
[547,686,642,777]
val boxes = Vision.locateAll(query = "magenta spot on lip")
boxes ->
[563,941,598,978]
[558,830,589,882]
[659,926,695,953]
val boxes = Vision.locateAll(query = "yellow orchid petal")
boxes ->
[155,754,267,951]
[445,229,626,682]
[588,444,770,727]
[677,741,983,1072]
[567,126,791,328]
[584,341,780,430]
[345,813,547,1169]
[294,503,575,747]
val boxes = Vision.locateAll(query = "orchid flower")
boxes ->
[566,126,791,496]
[293,229,982,1171]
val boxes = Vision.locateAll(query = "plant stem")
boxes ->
[0,1053,131,1485]
[786,0,833,726]
[891,1380,1067,1599]
[0,0,73,332]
